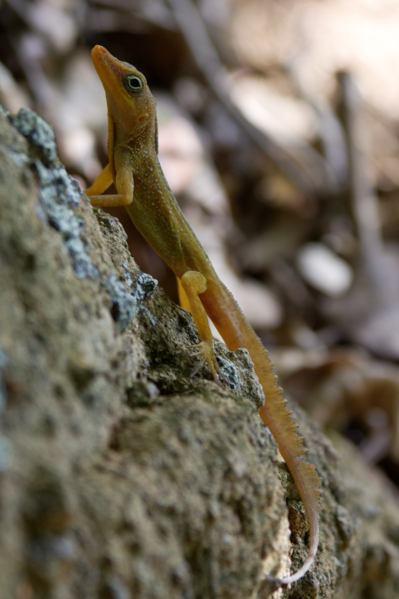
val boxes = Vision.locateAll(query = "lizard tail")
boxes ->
[201,278,322,584]
[252,346,321,584]
[257,353,321,584]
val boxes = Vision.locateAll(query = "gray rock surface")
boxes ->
[0,105,398,598]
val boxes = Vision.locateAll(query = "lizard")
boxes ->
[85,44,322,585]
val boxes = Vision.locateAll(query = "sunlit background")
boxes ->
[2,0,399,491]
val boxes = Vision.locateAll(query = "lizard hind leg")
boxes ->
[180,271,224,386]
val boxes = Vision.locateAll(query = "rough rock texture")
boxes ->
[0,106,399,599]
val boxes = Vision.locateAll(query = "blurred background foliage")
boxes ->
[2,0,399,493]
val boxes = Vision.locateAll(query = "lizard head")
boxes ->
[91,45,156,136]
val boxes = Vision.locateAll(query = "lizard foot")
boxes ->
[188,341,224,387]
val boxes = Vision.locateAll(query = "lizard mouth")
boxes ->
[91,46,151,130]
[91,46,125,91]
[91,45,140,101]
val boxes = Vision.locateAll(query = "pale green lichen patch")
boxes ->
[121,260,133,287]
[11,108,58,166]
[93,210,158,329]
[9,108,98,280]
[105,273,137,332]
[34,159,81,208]
[2,147,29,168]
[134,271,158,302]
[103,266,157,333]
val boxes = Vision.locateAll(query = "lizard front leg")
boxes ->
[86,163,134,207]
[180,271,223,386]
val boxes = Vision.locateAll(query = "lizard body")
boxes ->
[86,45,321,585]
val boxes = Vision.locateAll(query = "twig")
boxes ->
[285,62,347,194]
[338,71,385,285]
[165,0,333,197]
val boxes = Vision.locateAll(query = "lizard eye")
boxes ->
[127,75,143,91]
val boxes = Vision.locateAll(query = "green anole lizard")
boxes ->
[86,45,322,585]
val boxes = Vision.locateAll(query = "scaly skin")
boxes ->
[86,45,322,585]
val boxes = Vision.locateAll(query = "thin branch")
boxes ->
[285,62,347,194]
[339,71,384,283]
[166,0,334,196]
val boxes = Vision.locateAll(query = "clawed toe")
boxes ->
[188,341,224,387]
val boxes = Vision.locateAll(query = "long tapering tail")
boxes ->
[201,278,322,584]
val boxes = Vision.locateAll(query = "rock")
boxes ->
[0,105,399,598]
